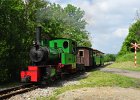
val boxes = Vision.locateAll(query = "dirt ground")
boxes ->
[57,87,140,100]
[100,68,140,79]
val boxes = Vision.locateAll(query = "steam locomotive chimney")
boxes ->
[36,26,41,46]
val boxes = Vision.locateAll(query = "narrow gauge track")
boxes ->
[0,83,38,100]
[0,72,88,100]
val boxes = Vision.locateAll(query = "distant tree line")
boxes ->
[0,0,91,83]
[104,54,116,62]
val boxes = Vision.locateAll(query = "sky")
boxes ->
[47,0,140,54]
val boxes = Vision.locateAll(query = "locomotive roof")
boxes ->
[77,47,93,51]
[77,47,104,54]
[49,38,76,42]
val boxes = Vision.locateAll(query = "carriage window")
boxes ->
[93,52,96,56]
[79,50,84,57]
[63,41,68,48]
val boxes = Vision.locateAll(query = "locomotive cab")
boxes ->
[49,38,77,73]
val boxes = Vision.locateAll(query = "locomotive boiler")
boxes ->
[29,27,60,65]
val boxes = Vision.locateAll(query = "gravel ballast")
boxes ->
[8,72,87,100]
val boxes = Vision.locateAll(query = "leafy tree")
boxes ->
[0,0,48,83]
[118,20,140,56]
[37,3,92,47]
[0,0,27,82]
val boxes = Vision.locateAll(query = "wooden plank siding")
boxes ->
[77,48,93,67]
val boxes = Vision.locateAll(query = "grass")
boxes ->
[116,52,140,64]
[107,61,140,71]
[39,70,140,100]
[106,52,140,71]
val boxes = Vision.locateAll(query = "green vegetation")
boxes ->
[40,71,140,100]
[107,61,140,71]
[104,54,116,62]
[116,52,140,64]
[39,4,92,47]
[107,52,140,71]
[114,17,140,71]
[0,0,48,83]
[118,20,140,56]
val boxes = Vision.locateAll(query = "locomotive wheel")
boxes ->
[50,76,56,82]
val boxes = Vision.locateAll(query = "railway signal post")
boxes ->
[131,42,140,67]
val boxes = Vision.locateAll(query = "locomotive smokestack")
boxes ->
[36,26,41,45]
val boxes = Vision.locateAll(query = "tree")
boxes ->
[118,20,140,56]
[37,3,92,47]
[0,0,48,83]
[0,0,27,82]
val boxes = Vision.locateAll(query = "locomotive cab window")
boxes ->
[79,50,84,57]
[63,41,68,48]
[54,42,57,48]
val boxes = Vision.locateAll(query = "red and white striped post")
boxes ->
[131,42,140,67]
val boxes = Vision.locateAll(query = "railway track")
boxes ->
[0,83,38,100]
[0,70,92,100]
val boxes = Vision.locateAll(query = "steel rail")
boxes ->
[0,83,38,99]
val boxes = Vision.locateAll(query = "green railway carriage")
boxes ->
[93,49,104,66]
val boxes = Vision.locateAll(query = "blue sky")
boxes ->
[47,0,140,54]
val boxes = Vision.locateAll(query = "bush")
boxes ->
[0,68,9,83]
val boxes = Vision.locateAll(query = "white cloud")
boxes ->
[114,28,129,38]
[47,0,140,54]
[47,0,60,3]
